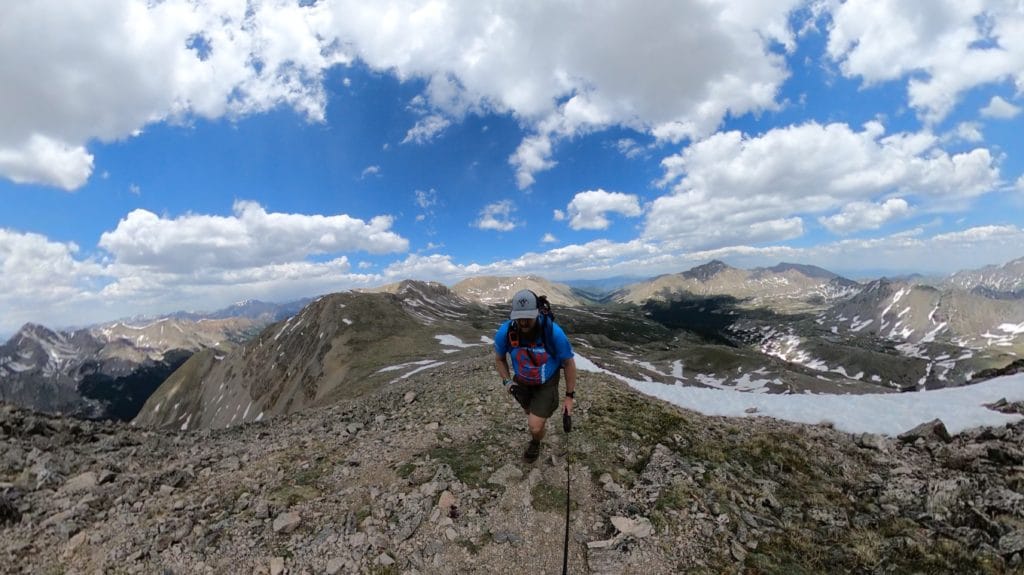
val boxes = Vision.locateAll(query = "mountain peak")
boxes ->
[682,260,733,281]
[765,262,838,279]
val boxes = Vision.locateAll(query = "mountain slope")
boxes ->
[0,317,259,420]
[451,275,586,306]
[5,357,1024,574]
[614,260,859,311]
[948,256,1024,297]
[134,281,494,430]
[738,279,1024,391]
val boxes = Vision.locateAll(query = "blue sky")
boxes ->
[1,0,1023,335]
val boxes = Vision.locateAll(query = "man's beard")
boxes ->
[522,322,541,341]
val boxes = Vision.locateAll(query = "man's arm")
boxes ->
[495,353,512,382]
[562,357,576,415]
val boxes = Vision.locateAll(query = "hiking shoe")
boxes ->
[524,439,541,462]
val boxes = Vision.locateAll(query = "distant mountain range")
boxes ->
[6,256,1024,425]
[610,260,860,311]
[450,274,588,306]
[947,256,1024,298]
[0,299,308,420]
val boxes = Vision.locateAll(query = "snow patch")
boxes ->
[573,353,1024,436]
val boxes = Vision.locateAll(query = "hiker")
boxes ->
[494,289,577,462]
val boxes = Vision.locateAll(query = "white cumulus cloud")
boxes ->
[0,229,108,334]
[98,200,407,274]
[825,1,1024,124]
[819,198,911,234]
[980,96,1022,119]
[565,190,643,231]
[402,114,452,144]
[474,200,518,232]
[647,121,998,250]
[323,1,800,188]
[0,0,349,190]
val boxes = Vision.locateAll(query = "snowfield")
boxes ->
[575,353,1024,436]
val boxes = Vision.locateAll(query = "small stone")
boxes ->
[346,423,363,435]
[254,500,270,519]
[437,490,457,513]
[272,512,301,533]
[898,419,952,444]
[488,464,523,486]
[857,433,889,451]
[378,553,395,566]
[731,540,748,562]
[744,407,758,414]
[610,516,653,538]
[425,422,440,431]
[269,557,285,575]
[62,472,98,494]
[404,391,417,404]
[1000,530,1024,555]
[420,481,441,497]
[445,527,458,540]
[219,456,241,472]
[325,557,344,575]
[63,531,88,557]
[587,538,618,549]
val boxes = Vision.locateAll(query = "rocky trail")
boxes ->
[3,354,1024,574]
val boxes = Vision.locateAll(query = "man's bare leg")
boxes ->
[527,413,547,442]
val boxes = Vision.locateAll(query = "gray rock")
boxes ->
[898,419,952,444]
[272,511,302,533]
[61,471,97,494]
[487,463,523,486]
[611,516,653,538]
[254,500,270,519]
[730,539,748,562]
[218,456,241,472]
[856,433,889,451]
[1000,531,1024,555]
[325,557,345,575]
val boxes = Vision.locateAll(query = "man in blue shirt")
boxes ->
[494,289,577,462]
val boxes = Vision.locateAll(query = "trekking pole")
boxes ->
[561,408,573,575]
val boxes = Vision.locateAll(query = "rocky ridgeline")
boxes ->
[3,356,1024,574]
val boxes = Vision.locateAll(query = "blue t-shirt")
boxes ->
[494,318,574,385]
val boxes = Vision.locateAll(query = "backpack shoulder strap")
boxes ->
[539,315,557,359]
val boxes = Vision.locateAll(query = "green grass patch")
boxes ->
[426,426,505,488]
[293,463,324,486]
[530,482,571,513]
[747,517,1003,574]
[583,387,696,486]
[395,462,415,479]
[267,485,320,508]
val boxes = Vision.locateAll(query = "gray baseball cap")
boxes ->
[509,289,538,320]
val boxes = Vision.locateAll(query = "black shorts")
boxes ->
[513,371,561,418]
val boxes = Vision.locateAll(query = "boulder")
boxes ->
[272,511,301,534]
[899,419,952,444]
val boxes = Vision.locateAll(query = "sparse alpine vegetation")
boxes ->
[3,355,1024,573]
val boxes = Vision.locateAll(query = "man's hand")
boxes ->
[563,395,574,416]
[507,382,530,410]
